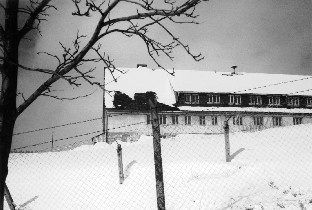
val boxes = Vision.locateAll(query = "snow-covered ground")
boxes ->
[5,124,312,209]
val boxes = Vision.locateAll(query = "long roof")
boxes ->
[170,70,312,95]
[105,67,312,107]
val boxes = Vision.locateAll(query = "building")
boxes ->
[94,67,312,142]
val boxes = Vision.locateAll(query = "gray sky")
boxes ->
[3,0,311,149]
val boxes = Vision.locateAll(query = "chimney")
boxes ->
[137,64,147,68]
[231,66,238,74]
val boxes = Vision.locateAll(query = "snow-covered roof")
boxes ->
[104,67,312,108]
[170,70,312,95]
[104,67,176,108]
[179,106,312,114]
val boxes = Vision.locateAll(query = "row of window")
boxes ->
[184,94,312,107]
[147,115,303,126]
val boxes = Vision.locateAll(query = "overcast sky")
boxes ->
[2,0,311,149]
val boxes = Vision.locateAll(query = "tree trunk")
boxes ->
[0,0,20,208]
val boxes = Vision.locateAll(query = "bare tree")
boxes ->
[0,0,206,207]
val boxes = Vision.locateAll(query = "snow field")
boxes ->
[5,124,312,209]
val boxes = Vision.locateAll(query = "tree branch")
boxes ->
[41,89,97,101]
[18,0,56,39]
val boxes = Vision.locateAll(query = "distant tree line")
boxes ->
[113,91,178,111]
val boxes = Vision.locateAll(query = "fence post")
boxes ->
[117,143,124,184]
[4,183,16,210]
[149,99,166,210]
[224,120,231,162]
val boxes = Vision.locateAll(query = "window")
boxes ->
[287,97,293,106]
[185,94,191,104]
[147,115,151,124]
[233,116,243,125]
[272,117,282,127]
[268,96,280,105]
[307,98,312,107]
[212,116,218,125]
[192,94,199,104]
[250,96,262,105]
[253,117,263,126]
[229,95,241,105]
[159,115,166,125]
[185,116,191,125]
[172,115,179,125]
[207,94,220,104]
[185,94,199,104]
[256,96,262,105]
[293,98,299,106]
[293,117,302,125]
[199,116,206,125]
[287,97,300,107]
[249,96,255,105]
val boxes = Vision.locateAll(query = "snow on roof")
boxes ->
[104,68,312,108]
[104,67,176,108]
[170,70,312,95]
[179,106,312,114]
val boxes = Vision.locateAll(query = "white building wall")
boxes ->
[105,111,312,142]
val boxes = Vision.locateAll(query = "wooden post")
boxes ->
[4,183,16,210]
[105,110,109,143]
[224,120,231,162]
[51,131,54,152]
[117,143,124,184]
[149,99,166,210]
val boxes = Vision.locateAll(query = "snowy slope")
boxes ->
[5,124,312,209]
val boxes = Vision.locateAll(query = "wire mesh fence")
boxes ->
[5,109,312,209]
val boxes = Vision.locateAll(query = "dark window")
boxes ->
[185,116,191,125]
[159,115,167,125]
[249,96,262,105]
[212,116,218,125]
[272,117,282,127]
[307,98,312,107]
[293,117,302,125]
[185,94,191,104]
[192,94,199,104]
[233,117,243,125]
[199,116,206,125]
[172,115,179,125]
[253,117,263,126]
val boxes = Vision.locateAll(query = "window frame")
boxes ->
[272,116,282,127]
[159,115,167,125]
[172,115,179,125]
[211,116,218,125]
[268,96,281,106]
[293,117,302,125]
[207,94,220,104]
[256,96,262,105]
[199,116,206,125]
[307,97,312,107]
[191,94,199,104]
[229,95,241,105]
[293,97,299,107]
[249,96,255,105]
[233,116,243,125]
[185,116,191,125]
[253,116,263,126]
[185,94,191,104]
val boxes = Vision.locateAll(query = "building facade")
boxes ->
[95,68,312,143]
